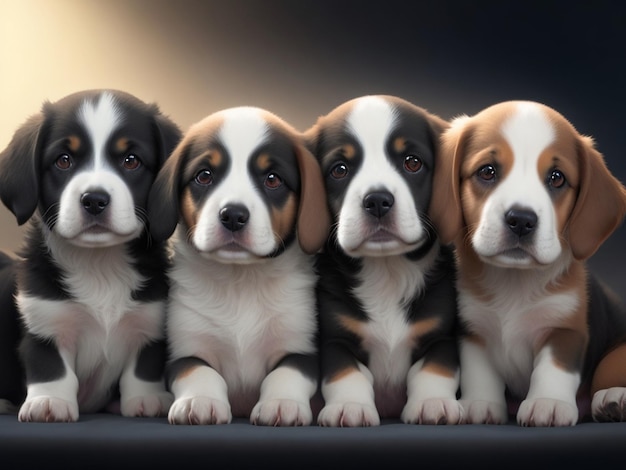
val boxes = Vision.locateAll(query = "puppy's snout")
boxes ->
[505,208,537,238]
[81,191,110,216]
[220,204,250,232]
[363,191,394,219]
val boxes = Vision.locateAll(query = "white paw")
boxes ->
[18,396,79,423]
[517,397,577,426]
[401,397,464,425]
[592,387,626,422]
[168,396,232,425]
[317,402,380,427]
[250,398,312,426]
[121,391,174,418]
[460,399,508,424]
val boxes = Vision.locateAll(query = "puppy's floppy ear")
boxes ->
[0,113,47,225]
[147,139,187,242]
[429,115,469,245]
[567,136,626,260]
[294,138,330,254]
[152,111,182,166]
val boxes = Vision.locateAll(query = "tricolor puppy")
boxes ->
[431,100,626,426]
[0,89,181,422]
[306,95,463,426]
[147,106,330,425]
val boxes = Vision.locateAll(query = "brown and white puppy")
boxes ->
[307,95,462,426]
[148,106,330,425]
[431,100,626,426]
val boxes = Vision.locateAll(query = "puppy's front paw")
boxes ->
[168,396,232,425]
[592,387,626,422]
[317,402,380,427]
[460,399,508,424]
[402,397,463,425]
[18,397,79,423]
[251,398,312,426]
[121,391,174,418]
[517,397,577,426]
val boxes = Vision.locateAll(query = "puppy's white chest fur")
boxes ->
[353,255,430,387]
[16,234,164,409]
[167,236,317,401]
[459,265,580,396]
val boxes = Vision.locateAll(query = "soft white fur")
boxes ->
[458,102,582,426]
[167,232,318,425]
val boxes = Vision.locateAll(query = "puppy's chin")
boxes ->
[477,247,558,270]
[344,236,424,258]
[197,243,265,265]
[66,230,140,248]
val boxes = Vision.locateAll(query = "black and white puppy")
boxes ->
[0,89,181,422]
[148,106,330,425]
[306,95,462,426]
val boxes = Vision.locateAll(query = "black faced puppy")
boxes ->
[306,95,462,426]
[0,89,181,422]
[148,106,330,425]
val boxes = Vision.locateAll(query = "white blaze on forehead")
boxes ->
[501,102,556,182]
[494,102,557,206]
[77,92,122,170]
[347,96,396,158]
[218,107,269,164]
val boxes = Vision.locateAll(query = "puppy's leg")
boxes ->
[250,353,317,426]
[167,357,232,425]
[517,328,584,426]
[459,335,508,424]
[402,339,462,425]
[119,340,173,417]
[591,342,626,422]
[318,343,379,427]
[18,333,79,422]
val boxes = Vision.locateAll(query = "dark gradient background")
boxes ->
[1,0,625,291]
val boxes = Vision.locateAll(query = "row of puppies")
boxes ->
[0,90,625,427]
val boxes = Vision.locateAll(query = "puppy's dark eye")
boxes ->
[55,154,73,170]
[404,155,423,173]
[330,163,348,179]
[194,169,213,186]
[477,164,496,182]
[548,169,566,189]
[123,154,142,170]
[265,172,283,189]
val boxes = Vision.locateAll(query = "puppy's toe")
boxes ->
[251,398,312,426]
[592,387,626,422]
[317,402,380,427]
[402,397,463,425]
[18,396,79,423]
[460,399,508,424]
[168,396,232,425]
[122,391,174,417]
[517,397,577,426]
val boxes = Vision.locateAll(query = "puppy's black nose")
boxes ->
[363,191,394,219]
[220,204,250,232]
[505,209,537,237]
[81,192,110,216]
